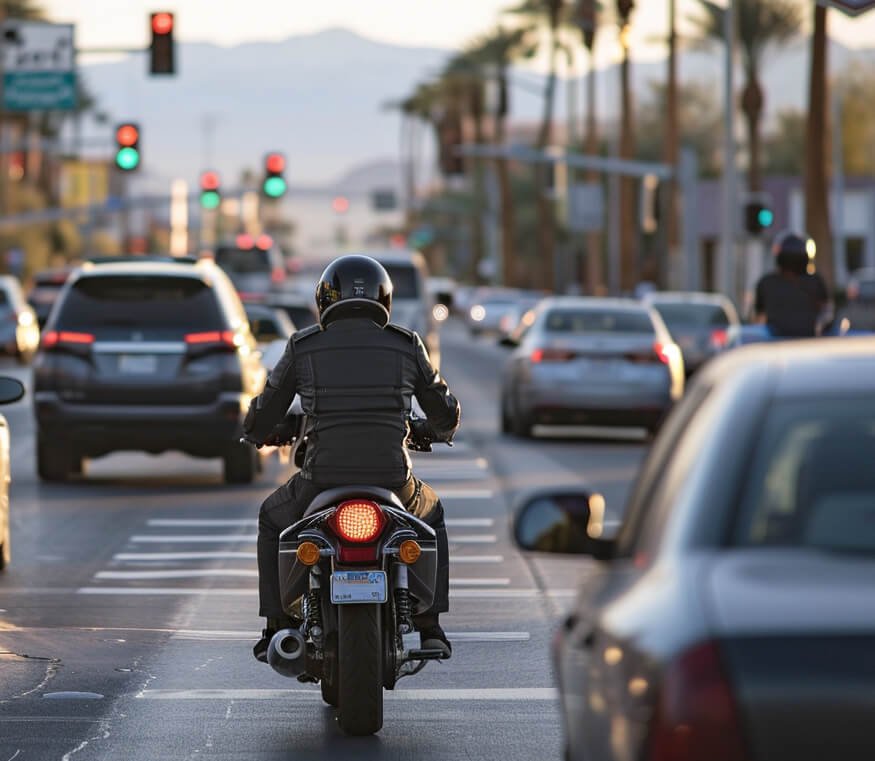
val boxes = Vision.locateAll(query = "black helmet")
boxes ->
[315,254,393,327]
[772,231,813,275]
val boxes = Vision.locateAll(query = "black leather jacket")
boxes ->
[244,317,460,487]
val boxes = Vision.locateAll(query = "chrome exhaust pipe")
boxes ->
[267,628,308,678]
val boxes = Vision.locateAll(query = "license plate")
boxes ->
[330,571,387,604]
[118,354,158,374]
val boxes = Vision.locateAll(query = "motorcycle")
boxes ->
[244,415,449,736]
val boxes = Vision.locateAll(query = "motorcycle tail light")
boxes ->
[329,500,385,543]
[647,640,749,761]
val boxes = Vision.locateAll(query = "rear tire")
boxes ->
[37,436,72,482]
[223,442,256,484]
[337,604,383,736]
[320,631,338,707]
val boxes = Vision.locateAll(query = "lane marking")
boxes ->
[449,578,510,587]
[450,555,504,564]
[449,535,497,544]
[76,587,576,599]
[113,552,506,564]
[145,517,496,528]
[137,688,557,701]
[438,489,494,499]
[95,569,257,580]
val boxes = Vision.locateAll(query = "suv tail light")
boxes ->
[41,330,95,352]
[328,500,385,544]
[530,348,576,363]
[185,330,238,355]
[648,641,749,761]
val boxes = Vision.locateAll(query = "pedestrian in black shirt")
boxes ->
[754,231,828,338]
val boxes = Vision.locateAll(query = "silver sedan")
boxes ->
[499,298,684,437]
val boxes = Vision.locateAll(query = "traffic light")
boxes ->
[199,170,221,210]
[744,199,775,235]
[114,123,140,171]
[149,12,175,75]
[262,153,287,198]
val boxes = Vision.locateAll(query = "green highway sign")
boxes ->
[1,21,76,111]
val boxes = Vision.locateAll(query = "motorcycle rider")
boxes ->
[754,231,829,338]
[244,254,460,663]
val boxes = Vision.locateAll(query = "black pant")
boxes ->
[257,474,450,623]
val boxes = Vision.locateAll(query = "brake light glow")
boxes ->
[41,330,95,349]
[648,641,749,761]
[530,348,575,363]
[256,234,273,250]
[710,329,729,349]
[185,330,236,347]
[235,233,254,250]
[271,267,285,283]
[329,500,385,543]
[654,342,680,365]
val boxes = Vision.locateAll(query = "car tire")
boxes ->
[37,436,72,482]
[224,442,257,484]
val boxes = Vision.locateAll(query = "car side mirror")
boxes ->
[513,491,614,558]
[0,377,24,404]
[499,336,518,348]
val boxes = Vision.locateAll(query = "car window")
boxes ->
[542,308,653,335]
[733,397,875,554]
[615,382,714,560]
[381,264,420,300]
[0,290,9,306]
[56,276,225,333]
[652,303,730,330]
[215,247,271,274]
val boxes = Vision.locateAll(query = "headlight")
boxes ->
[470,305,486,321]
[432,304,449,322]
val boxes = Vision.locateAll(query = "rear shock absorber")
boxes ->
[304,570,324,646]
[394,564,413,635]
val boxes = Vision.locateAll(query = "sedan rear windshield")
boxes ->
[543,308,654,334]
[653,303,730,330]
[56,276,225,332]
[734,397,875,554]
[215,247,271,274]
[382,264,420,300]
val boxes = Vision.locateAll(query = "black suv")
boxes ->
[32,260,266,483]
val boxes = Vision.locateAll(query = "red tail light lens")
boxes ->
[329,500,385,543]
[530,348,576,363]
[710,329,729,349]
[185,331,237,353]
[40,330,95,350]
[271,267,285,284]
[654,342,680,365]
[648,641,749,761]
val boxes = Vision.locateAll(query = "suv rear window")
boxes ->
[215,247,271,274]
[382,264,420,299]
[543,308,653,334]
[56,276,225,332]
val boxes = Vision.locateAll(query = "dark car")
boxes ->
[32,260,265,483]
[265,291,319,330]
[643,291,740,374]
[244,302,295,346]
[514,337,875,761]
[211,234,285,302]
[28,266,76,329]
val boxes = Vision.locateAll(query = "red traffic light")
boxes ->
[265,153,285,174]
[151,12,174,36]
[200,171,220,190]
[116,124,139,147]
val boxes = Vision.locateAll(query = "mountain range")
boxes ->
[77,27,875,192]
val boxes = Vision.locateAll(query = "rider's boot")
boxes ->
[413,613,452,658]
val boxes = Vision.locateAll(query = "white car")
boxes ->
[0,377,25,570]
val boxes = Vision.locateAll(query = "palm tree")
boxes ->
[616,0,637,292]
[805,4,833,293]
[691,0,802,194]
[505,0,568,291]
[466,26,535,287]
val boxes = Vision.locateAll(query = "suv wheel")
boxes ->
[224,442,257,484]
[37,436,73,482]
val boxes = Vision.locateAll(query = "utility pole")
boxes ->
[664,0,680,289]
[718,0,738,299]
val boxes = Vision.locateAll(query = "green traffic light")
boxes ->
[115,147,140,171]
[200,190,221,210]
[263,176,287,198]
[757,208,774,228]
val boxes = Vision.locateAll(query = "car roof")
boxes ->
[539,296,650,311]
[72,260,215,281]
[702,336,875,396]
[645,291,731,306]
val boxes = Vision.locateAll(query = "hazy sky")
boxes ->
[46,0,875,67]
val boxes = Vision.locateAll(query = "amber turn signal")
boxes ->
[398,540,422,564]
[296,541,321,566]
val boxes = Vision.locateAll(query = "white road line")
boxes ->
[131,533,498,544]
[449,555,504,564]
[137,688,557,701]
[77,587,576,598]
[95,570,258,580]
[114,552,257,561]
[438,489,494,499]
[449,578,510,587]
[145,518,496,528]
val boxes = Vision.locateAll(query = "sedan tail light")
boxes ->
[654,341,680,365]
[530,348,576,363]
[271,267,285,284]
[40,330,95,351]
[648,641,749,761]
[328,500,385,544]
[709,329,729,349]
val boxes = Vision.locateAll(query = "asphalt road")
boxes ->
[0,319,646,761]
